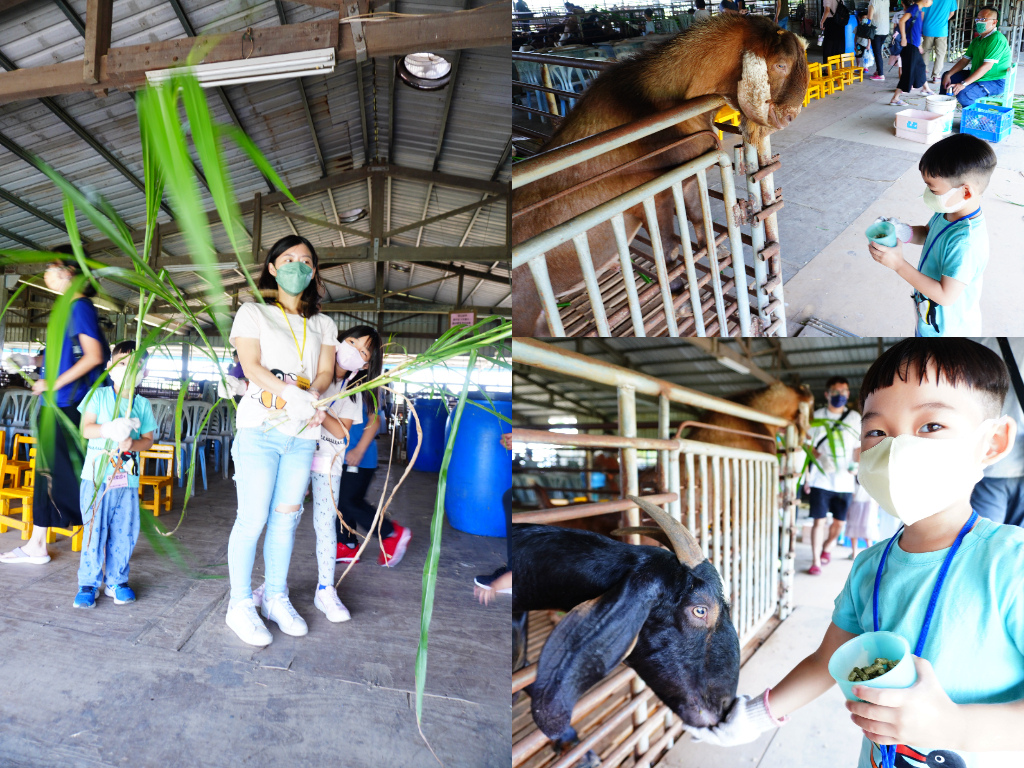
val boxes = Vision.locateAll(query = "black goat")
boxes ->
[511,496,740,747]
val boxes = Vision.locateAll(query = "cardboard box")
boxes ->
[894,108,953,144]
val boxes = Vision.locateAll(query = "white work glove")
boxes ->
[99,417,141,443]
[687,690,787,747]
[2,353,32,373]
[217,375,246,399]
[281,384,318,422]
[874,216,913,243]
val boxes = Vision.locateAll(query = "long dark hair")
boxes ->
[52,243,97,298]
[340,325,383,411]
[257,235,324,318]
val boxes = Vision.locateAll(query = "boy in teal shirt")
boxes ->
[690,338,1024,767]
[74,341,157,609]
[868,134,996,336]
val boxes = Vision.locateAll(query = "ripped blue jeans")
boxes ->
[226,427,315,607]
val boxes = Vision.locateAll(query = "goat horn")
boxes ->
[627,495,705,568]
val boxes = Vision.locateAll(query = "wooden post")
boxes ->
[251,192,262,264]
[0,275,8,354]
[83,0,113,85]
[456,272,464,309]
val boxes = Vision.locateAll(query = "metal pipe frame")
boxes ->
[513,338,790,427]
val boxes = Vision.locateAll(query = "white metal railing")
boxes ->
[513,65,789,338]
[512,339,802,768]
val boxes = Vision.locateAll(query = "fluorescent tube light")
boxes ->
[146,48,336,88]
[716,355,750,375]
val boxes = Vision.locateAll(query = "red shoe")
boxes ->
[379,523,412,567]
[336,542,360,563]
[808,565,822,575]
[821,552,831,565]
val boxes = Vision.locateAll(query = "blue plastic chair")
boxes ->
[177,401,211,492]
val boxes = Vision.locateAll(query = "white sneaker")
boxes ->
[314,585,351,623]
[251,583,265,608]
[226,598,273,647]
[261,593,308,636]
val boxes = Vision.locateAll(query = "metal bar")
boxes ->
[610,213,645,337]
[382,195,498,239]
[641,197,678,337]
[514,95,725,189]
[527,256,566,336]
[722,457,732,603]
[685,451,696,535]
[511,493,678,525]
[0,226,42,249]
[757,135,787,336]
[572,232,610,336]
[668,449,681,524]
[513,339,791,427]
[718,153,752,336]
[509,429,678,452]
[695,168,728,335]
[671,181,705,336]
[512,50,612,71]
[743,141,771,329]
[514,149,724,270]
[355,60,370,167]
[658,393,670,516]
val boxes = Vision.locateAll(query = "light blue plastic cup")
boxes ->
[828,631,917,702]
[866,221,898,247]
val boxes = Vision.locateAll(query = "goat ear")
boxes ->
[530,575,658,743]
[737,50,773,127]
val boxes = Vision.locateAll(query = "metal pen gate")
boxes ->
[512,339,802,768]
[513,53,789,338]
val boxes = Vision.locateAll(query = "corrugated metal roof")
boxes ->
[0,0,508,329]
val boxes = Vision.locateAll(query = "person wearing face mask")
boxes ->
[331,327,412,568]
[689,339,1024,767]
[940,6,1009,107]
[804,376,862,575]
[225,235,336,647]
[73,341,157,608]
[0,249,110,566]
[868,134,996,337]
[249,326,382,624]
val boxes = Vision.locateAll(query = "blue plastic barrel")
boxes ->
[444,397,511,537]
[407,399,449,472]
[844,14,856,55]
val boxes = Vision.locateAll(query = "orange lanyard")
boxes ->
[277,303,307,362]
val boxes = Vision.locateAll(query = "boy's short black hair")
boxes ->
[860,339,1009,418]
[111,340,148,365]
[696,0,705,8]
[919,134,998,195]
[825,376,849,390]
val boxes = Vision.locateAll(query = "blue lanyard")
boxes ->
[871,510,978,768]
[916,209,980,275]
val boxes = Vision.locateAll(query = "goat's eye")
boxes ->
[775,62,788,71]
[692,606,707,619]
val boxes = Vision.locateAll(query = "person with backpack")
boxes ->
[820,0,850,64]
[889,0,936,105]
[805,376,861,575]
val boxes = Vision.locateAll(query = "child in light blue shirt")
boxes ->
[74,341,158,609]
[690,338,1024,767]
[868,134,996,336]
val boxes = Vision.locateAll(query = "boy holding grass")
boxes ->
[868,134,996,337]
[73,341,158,609]
[691,338,1024,766]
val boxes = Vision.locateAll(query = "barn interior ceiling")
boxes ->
[0,0,510,333]
[512,338,909,427]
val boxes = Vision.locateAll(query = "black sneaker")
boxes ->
[474,565,510,592]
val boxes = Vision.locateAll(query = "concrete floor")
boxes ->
[0,450,510,767]
[660,516,874,767]
[776,63,1024,337]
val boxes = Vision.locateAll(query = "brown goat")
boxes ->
[512,15,809,336]
[686,381,815,453]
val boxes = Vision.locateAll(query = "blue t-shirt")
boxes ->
[345,400,380,469]
[916,211,987,337]
[833,517,1024,768]
[904,4,924,47]
[78,388,158,489]
[43,298,110,407]
[921,0,957,38]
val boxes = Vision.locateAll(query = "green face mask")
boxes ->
[975,21,989,33]
[274,261,314,295]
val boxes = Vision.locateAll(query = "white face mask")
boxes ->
[109,364,144,395]
[923,185,965,214]
[336,341,367,373]
[858,420,996,525]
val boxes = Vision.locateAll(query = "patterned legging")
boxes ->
[311,471,342,587]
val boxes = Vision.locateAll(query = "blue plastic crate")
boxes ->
[961,102,1013,143]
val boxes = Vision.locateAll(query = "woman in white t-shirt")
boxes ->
[305,325,382,622]
[225,235,337,647]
